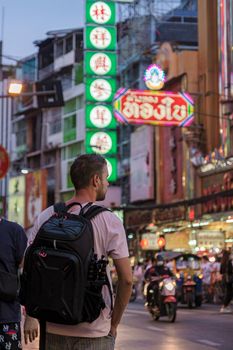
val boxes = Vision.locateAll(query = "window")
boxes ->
[63,114,76,143]
[14,120,26,147]
[75,62,83,85]
[76,94,84,110]
[64,98,76,115]
[65,36,73,53]
[56,39,64,58]
[61,142,84,160]
[49,119,61,135]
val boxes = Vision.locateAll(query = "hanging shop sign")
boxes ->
[113,88,194,127]
[86,104,117,129]
[144,64,166,90]
[86,77,117,102]
[25,170,47,228]
[85,0,118,183]
[86,130,117,155]
[86,1,116,25]
[106,157,117,182]
[85,51,117,76]
[0,145,10,179]
[8,176,25,227]
[85,26,117,51]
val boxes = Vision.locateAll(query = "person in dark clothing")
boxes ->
[145,255,173,307]
[0,218,27,349]
[220,249,233,313]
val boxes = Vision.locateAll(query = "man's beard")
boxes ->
[96,189,106,201]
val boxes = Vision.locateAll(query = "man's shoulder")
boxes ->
[2,219,24,232]
[93,206,122,223]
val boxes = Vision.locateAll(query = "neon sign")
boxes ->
[144,64,166,90]
[114,88,194,127]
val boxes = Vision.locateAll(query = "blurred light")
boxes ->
[189,239,197,246]
[209,256,215,263]
[21,169,29,174]
[8,81,23,95]
[128,234,134,239]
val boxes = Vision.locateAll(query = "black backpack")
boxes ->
[20,202,112,325]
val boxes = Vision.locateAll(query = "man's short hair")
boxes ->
[70,154,107,190]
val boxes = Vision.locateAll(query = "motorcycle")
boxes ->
[145,275,177,322]
[176,272,202,308]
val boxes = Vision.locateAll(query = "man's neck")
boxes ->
[66,190,96,205]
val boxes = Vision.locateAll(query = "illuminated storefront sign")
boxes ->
[144,64,166,90]
[86,130,117,155]
[8,176,25,227]
[85,26,117,51]
[85,52,117,76]
[25,170,47,228]
[86,104,117,129]
[114,88,194,127]
[0,145,10,179]
[85,0,118,182]
[106,157,117,182]
[86,1,116,25]
[86,77,117,102]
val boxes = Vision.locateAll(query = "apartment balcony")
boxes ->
[38,62,54,81]
[54,50,75,72]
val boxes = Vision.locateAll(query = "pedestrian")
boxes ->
[220,249,233,313]
[133,261,144,298]
[201,255,212,303]
[0,218,27,349]
[24,154,133,349]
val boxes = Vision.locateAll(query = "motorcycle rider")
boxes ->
[145,254,173,308]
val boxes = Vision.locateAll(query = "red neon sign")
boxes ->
[114,88,194,127]
[0,145,10,180]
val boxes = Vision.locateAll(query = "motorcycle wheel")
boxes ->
[186,294,193,309]
[153,314,160,321]
[195,295,202,307]
[166,303,176,323]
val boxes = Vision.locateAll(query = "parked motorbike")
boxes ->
[176,272,202,308]
[145,275,177,322]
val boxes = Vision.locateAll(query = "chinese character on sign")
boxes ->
[90,27,111,49]
[90,79,112,101]
[90,53,111,75]
[90,105,112,128]
[90,1,112,24]
[90,132,112,154]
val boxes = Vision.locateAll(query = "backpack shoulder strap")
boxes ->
[54,202,67,215]
[83,205,111,221]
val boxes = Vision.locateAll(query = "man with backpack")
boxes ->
[23,154,132,349]
[0,218,27,349]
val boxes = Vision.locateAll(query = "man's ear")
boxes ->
[92,174,99,188]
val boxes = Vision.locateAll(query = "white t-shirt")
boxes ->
[27,203,129,337]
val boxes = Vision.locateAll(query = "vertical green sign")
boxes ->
[85,0,118,183]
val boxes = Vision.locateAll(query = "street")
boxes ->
[116,300,233,350]
[23,300,233,350]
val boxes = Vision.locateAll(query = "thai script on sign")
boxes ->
[122,95,187,122]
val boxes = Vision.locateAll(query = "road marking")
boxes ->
[198,339,221,347]
[126,309,147,315]
[147,326,165,332]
